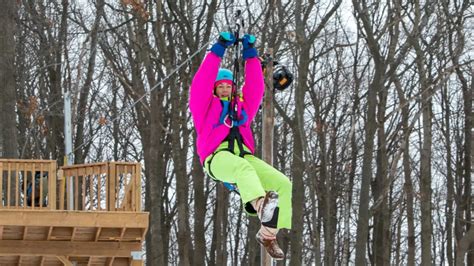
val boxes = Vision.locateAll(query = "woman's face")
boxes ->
[215,82,232,98]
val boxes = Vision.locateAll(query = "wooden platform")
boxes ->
[0,209,148,265]
[0,160,149,266]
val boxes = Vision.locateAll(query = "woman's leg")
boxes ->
[204,150,266,205]
[244,155,292,229]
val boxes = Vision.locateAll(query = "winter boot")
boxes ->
[256,227,285,260]
[256,191,279,224]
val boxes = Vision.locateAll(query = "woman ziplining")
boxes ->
[189,31,293,260]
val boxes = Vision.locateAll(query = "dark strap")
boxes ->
[205,149,226,180]
[227,127,251,158]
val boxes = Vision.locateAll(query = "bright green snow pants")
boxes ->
[204,141,292,229]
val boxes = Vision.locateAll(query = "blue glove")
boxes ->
[210,32,236,57]
[242,34,258,60]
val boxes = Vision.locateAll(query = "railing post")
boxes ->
[108,163,116,211]
[49,161,57,210]
[135,163,141,211]
[58,169,65,210]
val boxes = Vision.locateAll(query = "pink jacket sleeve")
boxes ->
[189,52,221,132]
[242,57,264,122]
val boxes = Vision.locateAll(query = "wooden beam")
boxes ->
[49,161,57,210]
[119,227,126,241]
[0,226,3,240]
[22,226,27,240]
[58,169,65,211]
[105,257,115,266]
[47,226,53,240]
[61,162,107,170]
[108,163,116,211]
[135,163,141,212]
[0,210,149,228]
[71,227,77,241]
[94,227,102,242]
[0,240,141,257]
[57,256,73,266]
[0,159,56,164]
[7,164,11,207]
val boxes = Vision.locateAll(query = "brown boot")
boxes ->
[256,230,285,260]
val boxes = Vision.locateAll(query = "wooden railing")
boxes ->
[59,162,141,212]
[0,159,57,210]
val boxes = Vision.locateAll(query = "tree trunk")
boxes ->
[455,226,474,266]
[0,0,18,159]
[171,78,191,266]
[412,19,433,266]
[419,69,433,266]
[192,140,206,266]
[343,36,362,265]
[373,85,390,265]
[73,0,105,164]
[310,169,322,266]
[459,61,472,266]
[246,218,260,265]
[210,185,228,266]
[0,0,19,207]
[314,98,337,266]
[395,78,416,266]
[289,43,307,265]
[351,0,387,263]
[354,66,380,265]
[144,91,168,266]
[291,2,309,263]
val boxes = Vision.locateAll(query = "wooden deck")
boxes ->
[0,160,149,265]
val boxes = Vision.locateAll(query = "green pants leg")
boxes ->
[204,142,292,229]
[244,154,292,229]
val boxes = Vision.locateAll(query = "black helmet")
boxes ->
[272,64,293,91]
[259,56,294,91]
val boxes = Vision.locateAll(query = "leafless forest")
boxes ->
[0,0,473,265]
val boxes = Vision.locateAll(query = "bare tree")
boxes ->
[351,1,389,263]
[0,0,19,207]
[0,0,19,159]
[69,0,105,164]
[292,1,342,264]
[442,0,473,264]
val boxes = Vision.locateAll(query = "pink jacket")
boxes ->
[189,52,264,164]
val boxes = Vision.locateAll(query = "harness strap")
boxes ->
[227,127,251,158]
